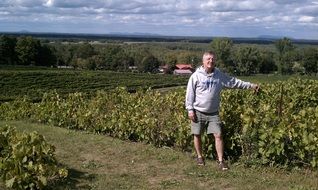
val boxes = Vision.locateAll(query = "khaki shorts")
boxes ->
[191,110,221,135]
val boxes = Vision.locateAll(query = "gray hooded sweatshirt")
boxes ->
[185,66,252,114]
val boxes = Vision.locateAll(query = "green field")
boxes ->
[0,69,318,189]
[0,68,189,102]
[239,74,318,83]
[1,121,317,190]
[1,67,316,103]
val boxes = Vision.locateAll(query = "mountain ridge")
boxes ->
[1,31,318,45]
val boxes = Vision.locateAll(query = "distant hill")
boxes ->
[257,35,292,39]
[109,32,162,36]
[1,31,318,45]
[18,30,31,33]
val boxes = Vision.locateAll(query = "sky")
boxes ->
[0,0,318,40]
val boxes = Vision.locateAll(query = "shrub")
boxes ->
[0,125,67,190]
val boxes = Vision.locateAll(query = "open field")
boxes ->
[239,74,318,83]
[1,33,317,189]
[1,121,318,190]
[0,68,188,102]
[1,67,317,103]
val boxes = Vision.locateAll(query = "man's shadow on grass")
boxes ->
[46,168,97,190]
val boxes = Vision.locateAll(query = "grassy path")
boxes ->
[1,121,317,190]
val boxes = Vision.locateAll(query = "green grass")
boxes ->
[0,69,189,102]
[1,121,317,190]
[239,74,318,83]
[1,67,317,103]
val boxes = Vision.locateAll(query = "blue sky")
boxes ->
[1,0,318,40]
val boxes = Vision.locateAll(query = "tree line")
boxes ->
[0,35,317,75]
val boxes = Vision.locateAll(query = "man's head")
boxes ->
[202,51,216,73]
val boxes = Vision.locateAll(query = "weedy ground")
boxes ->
[0,121,317,190]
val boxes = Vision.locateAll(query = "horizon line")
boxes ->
[1,30,318,42]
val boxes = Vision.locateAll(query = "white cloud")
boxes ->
[181,18,195,24]
[295,5,318,16]
[281,16,292,22]
[9,0,46,7]
[262,16,276,22]
[44,0,54,7]
[0,11,10,15]
[201,0,274,12]
[272,0,306,4]
[298,16,315,22]
[0,0,317,39]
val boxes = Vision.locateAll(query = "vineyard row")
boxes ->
[0,78,317,168]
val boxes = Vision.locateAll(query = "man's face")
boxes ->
[203,54,215,72]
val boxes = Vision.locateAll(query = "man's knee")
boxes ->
[194,134,201,139]
[213,133,222,140]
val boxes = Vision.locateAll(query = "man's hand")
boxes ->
[188,110,197,122]
[251,83,260,93]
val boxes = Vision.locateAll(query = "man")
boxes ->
[185,51,259,170]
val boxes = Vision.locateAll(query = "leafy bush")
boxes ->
[0,78,317,168]
[0,125,67,190]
